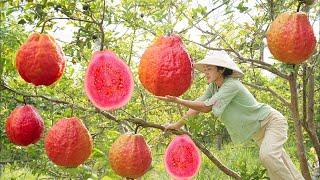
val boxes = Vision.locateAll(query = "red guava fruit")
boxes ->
[6,105,44,146]
[139,35,193,96]
[16,32,65,86]
[108,134,152,178]
[44,117,92,167]
[267,12,316,64]
[164,135,201,180]
[84,50,134,110]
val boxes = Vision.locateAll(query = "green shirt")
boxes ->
[196,77,273,143]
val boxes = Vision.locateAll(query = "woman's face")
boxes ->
[203,65,222,83]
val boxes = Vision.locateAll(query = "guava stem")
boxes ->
[23,96,27,105]
[134,125,142,134]
[297,1,303,12]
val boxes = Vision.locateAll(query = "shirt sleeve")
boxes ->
[203,80,240,117]
[194,83,215,102]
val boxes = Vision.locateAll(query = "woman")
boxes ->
[157,51,304,180]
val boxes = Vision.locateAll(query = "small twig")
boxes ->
[23,96,27,105]
[243,81,291,107]
[40,17,98,33]
[177,3,224,34]
[297,1,303,12]
[99,0,106,50]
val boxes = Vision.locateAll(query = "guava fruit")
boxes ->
[108,134,152,178]
[44,117,92,167]
[139,35,193,96]
[164,135,201,180]
[84,50,134,110]
[6,105,44,146]
[267,12,316,64]
[16,32,65,86]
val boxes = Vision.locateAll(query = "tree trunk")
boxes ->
[289,67,312,180]
[306,68,320,168]
[215,134,223,150]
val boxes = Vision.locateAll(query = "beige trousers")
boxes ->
[252,110,305,180]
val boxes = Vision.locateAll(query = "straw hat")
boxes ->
[194,51,244,78]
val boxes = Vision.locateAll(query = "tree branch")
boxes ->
[242,81,290,108]
[177,3,225,34]
[177,8,289,80]
[1,82,241,179]
[0,160,32,164]
[100,0,106,50]
[123,118,242,179]
[0,83,117,121]
[40,17,98,33]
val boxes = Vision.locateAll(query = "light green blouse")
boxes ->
[196,77,273,143]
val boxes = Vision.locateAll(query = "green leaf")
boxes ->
[236,2,248,13]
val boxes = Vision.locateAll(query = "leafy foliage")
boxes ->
[0,0,319,179]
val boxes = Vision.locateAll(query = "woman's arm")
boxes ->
[157,95,212,113]
[177,98,212,113]
[183,108,200,119]
[164,108,200,130]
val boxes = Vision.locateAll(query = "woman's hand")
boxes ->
[164,120,185,131]
[156,95,179,103]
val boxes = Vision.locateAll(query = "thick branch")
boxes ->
[0,83,117,121]
[124,118,242,179]
[2,82,241,179]
[0,160,32,164]
[289,66,312,180]
[306,67,320,168]
[302,65,308,128]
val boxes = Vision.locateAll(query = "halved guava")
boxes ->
[164,135,201,180]
[84,50,134,110]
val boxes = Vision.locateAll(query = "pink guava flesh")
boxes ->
[164,135,201,179]
[84,50,134,110]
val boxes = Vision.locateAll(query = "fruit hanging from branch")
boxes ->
[44,117,92,168]
[6,105,44,146]
[164,135,201,180]
[84,50,134,110]
[139,35,193,96]
[266,12,316,64]
[108,134,152,179]
[16,33,65,86]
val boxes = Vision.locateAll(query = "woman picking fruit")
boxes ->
[157,51,304,180]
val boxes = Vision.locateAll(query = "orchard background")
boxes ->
[0,0,319,179]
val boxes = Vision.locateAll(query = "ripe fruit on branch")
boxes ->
[45,117,92,167]
[16,33,65,86]
[6,105,44,146]
[109,134,152,178]
[139,35,193,96]
[267,12,316,64]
